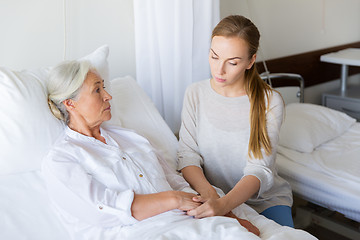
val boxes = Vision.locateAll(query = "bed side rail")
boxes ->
[260,72,304,103]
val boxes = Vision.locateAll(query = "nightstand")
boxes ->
[322,86,360,120]
[320,48,360,120]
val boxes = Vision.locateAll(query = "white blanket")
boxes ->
[0,171,316,240]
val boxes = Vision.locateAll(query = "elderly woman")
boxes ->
[43,60,259,239]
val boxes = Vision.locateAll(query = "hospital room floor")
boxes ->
[293,196,357,240]
[304,225,351,240]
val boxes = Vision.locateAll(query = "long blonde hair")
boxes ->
[212,15,273,159]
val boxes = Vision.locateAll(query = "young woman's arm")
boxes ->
[181,166,218,199]
[187,175,260,218]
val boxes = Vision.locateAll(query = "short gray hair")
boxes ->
[47,60,93,124]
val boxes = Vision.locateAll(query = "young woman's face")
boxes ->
[72,71,112,128]
[209,36,256,89]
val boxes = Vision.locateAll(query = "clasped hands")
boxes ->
[177,191,260,236]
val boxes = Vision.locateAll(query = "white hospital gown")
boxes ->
[42,125,262,240]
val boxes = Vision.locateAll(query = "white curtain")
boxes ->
[133,0,220,133]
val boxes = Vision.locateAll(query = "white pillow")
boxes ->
[80,45,110,88]
[279,103,356,153]
[0,45,109,175]
[105,76,179,170]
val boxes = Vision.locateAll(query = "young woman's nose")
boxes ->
[216,61,226,75]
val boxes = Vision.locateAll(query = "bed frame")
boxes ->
[262,72,360,240]
[260,72,304,103]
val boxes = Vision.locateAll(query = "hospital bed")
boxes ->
[0,46,316,240]
[262,73,360,240]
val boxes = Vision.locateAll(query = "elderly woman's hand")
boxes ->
[174,191,202,211]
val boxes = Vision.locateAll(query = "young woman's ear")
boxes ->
[63,99,75,111]
[247,54,257,70]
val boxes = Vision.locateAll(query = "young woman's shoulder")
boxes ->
[266,89,284,109]
[185,79,210,96]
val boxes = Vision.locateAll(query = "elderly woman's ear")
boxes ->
[63,99,75,111]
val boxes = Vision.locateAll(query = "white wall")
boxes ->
[0,0,135,80]
[220,0,360,61]
[1,0,359,104]
[220,0,360,104]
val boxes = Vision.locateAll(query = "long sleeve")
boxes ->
[243,91,284,196]
[177,85,204,171]
[42,150,138,228]
[155,150,198,194]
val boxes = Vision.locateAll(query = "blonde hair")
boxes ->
[47,60,92,124]
[212,15,273,159]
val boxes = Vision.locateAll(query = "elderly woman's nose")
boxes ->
[104,90,112,101]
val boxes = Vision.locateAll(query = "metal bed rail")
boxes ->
[260,72,305,103]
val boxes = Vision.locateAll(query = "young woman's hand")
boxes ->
[193,190,219,203]
[186,197,227,218]
[174,191,202,211]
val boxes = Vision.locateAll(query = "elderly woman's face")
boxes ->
[72,71,112,128]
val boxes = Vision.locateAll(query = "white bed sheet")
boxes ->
[0,171,70,240]
[276,123,360,222]
[0,170,316,240]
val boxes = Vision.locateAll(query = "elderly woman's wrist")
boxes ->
[169,191,182,209]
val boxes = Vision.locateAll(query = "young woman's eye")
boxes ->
[229,62,237,66]
[211,55,218,60]
[96,88,100,93]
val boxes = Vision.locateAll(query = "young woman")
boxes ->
[177,15,294,227]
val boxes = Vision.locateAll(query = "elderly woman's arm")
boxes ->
[131,191,200,220]
[43,150,200,226]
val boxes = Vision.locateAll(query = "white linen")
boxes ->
[279,103,356,153]
[0,66,64,174]
[1,170,316,240]
[133,0,219,132]
[277,154,360,222]
[0,171,70,240]
[278,122,360,185]
[277,122,360,222]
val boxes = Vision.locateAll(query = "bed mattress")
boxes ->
[276,123,360,222]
